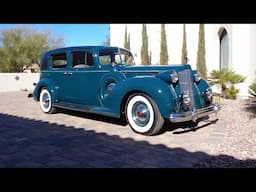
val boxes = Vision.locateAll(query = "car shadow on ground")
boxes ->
[0,113,255,168]
[56,108,217,135]
[161,118,219,135]
[57,108,128,126]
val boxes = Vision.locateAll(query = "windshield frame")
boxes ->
[98,47,135,67]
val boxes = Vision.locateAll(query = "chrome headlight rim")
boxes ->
[204,88,213,103]
[182,93,191,110]
[170,70,179,84]
[183,94,191,106]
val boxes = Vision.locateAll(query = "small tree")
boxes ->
[127,33,130,50]
[249,82,256,97]
[196,24,207,79]
[0,26,64,72]
[208,68,246,99]
[181,24,188,64]
[160,24,168,65]
[103,34,110,46]
[124,25,130,50]
[141,24,149,65]
[124,25,128,49]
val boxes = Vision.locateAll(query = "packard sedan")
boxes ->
[33,46,220,135]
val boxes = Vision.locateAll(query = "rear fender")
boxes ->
[33,79,56,102]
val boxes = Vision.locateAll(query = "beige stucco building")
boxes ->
[110,24,256,97]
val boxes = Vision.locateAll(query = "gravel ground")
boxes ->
[194,98,256,168]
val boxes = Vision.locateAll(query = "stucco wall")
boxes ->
[110,24,256,97]
[0,73,39,92]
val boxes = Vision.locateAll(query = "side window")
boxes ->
[72,51,94,68]
[99,55,111,65]
[51,53,67,68]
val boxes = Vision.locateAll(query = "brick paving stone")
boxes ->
[11,160,44,168]
[0,91,229,168]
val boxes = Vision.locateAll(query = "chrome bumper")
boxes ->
[170,104,220,123]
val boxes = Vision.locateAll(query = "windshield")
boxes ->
[98,48,135,66]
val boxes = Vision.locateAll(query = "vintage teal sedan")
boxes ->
[33,46,220,135]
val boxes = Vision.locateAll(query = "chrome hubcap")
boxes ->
[42,92,50,109]
[132,102,150,127]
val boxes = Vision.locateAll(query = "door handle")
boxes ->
[63,72,72,75]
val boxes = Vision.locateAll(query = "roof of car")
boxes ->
[46,46,124,54]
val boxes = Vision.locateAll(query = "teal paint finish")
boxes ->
[192,69,211,107]
[33,78,57,102]
[101,76,176,118]
[33,46,214,120]
[117,64,191,79]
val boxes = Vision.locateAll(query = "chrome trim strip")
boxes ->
[53,103,117,118]
[122,70,161,73]
[42,70,161,73]
[178,69,194,110]
[170,104,220,123]
[42,70,109,73]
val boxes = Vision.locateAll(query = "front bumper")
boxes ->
[170,104,220,123]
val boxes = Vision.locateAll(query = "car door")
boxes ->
[49,51,69,103]
[67,50,108,106]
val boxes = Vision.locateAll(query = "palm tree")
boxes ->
[249,81,256,97]
[208,68,230,94]
[208,68,246,99]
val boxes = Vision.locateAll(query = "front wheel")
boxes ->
[39,88,56,114]
[126,94,164,136]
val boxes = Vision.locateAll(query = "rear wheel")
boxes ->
[39,88,56,114]
[126,93,164,136]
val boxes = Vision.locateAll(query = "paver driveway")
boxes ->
[0,91,227,167]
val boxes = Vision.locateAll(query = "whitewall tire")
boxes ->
[126,94,164,136]
[39,88,56,114]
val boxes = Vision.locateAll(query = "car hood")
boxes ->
[116,64,192,78]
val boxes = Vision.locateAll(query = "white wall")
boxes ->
[248,25,256,88]
[110,24,199,68]
[110,24,143,65]
[0,73,39,92]
[231,24,250,97]
[110,24,256,97]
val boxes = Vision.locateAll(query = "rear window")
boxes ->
[40,53,48,70]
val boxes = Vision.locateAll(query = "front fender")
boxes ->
[192,70,210,92]
[196,79,210,92]
[101,77,178,118]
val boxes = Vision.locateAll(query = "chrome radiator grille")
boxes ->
[178,69,195,110]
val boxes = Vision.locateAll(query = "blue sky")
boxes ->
[0,24,110,47]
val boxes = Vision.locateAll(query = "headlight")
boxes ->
[183,94,191,106]
[170,70,178,84]
[204,88,213,104]
[182,93,191,110]
[194,73,201,83]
